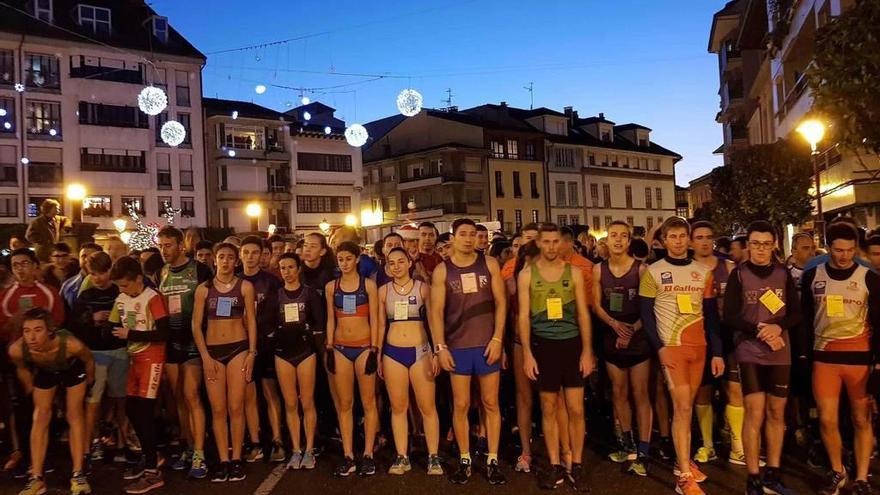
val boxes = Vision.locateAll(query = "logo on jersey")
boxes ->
[847,281,860,291]
[661,272,673,284]
[562,279,570,288]
[478,275,488,288]
[814,281,826,294]
[408,296,417,304]
[691,271,703,282]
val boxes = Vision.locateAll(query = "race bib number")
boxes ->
[608,292,624,313]
[546,298,563,320]
[826,295,845,318]
[394,300,409,321]
[216,297,233,317]
[461,273,478,294]
[284,303,300,323]
[168,294,182,315]
[759,290,785,315]
[125,310,137,329]
[676,294,695,314]
[342,295,357,315]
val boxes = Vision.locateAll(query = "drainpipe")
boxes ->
[17,33,26,224]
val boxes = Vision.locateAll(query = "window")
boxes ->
[219,208,228,228]
[532,210,539,223]
[153,68,167,94]
[603,184,611,208]
[569,215,579,225]
[601,154,608,166]
[558,215,568,227]
[611,155,618,167]
[554,148,576,168]
[590,183,599,207]
[34,0,52,22]
[568,182,579,206]
[490,140,504,158]
[645,187,653,209]
[647,216,654,229]
[625,185,633,208]
[179,154,193,190]
[530,172,539,198]
[296,195,351,213]
[555,181,566,206]
[26,100,61,136]
[80,148,145,172]
[177,113,191,145]
[152,16,168,42]
[267,167,289,192]
[512,171,522,198]
[641,158,648,170]
[656,187,663,208]
[382,195,397,212]
[297,153,352,172]
[0,145,17,185]
[677,206,689,217]
[270,204,290,228]
[157,153,172,189]
[524,142,536,160]
[82,196,112,217]
[28,196,62,217]
[26,147,62,185]
[496,209,504,225]
[223,124,264,150]
[507,139,518,159]
[158,196,172,216]
[588,152,595,166]
[592,216,600,231]
[639,138,649,147]
[0,194,16,217]
[155,111,168,144]
[0,50,13,85]
[514,209,523,230]
[0,97,14,133]
[494,171,504,197]
[623,156,630,168]
[601,131,611,142]
[25,53,60,89]
[78,102,149,128]
[121,196,145,215]
[181,197,195,217]
[604,216,612,228]
[175,71,190,107]
[465,157,482,173]
[78,5,111,36]
[626,216,634,226]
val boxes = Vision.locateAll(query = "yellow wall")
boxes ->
[488,158,546,230]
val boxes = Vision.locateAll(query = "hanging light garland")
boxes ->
[162,201,181,225]
[125,205,159,251]
[396,89,423,117]
[344,124,368,147]
[137,86,168,116]
[160,120,186,147]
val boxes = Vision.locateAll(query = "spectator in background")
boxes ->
[138,247,161,268]
[223,236,242,248]
[184,228,202,257]
[436,233,452,260]
[397,225,421,260]
[329,226,378,279]
[285,241,297,254]
[105,237,128,264]
[373,239,385,266]
[475,224,490,252]
[142,251,165,287]
[195,240,215,272]
[866,235,880,272]
[26,199,71,262]
[60,243,103,309]
[729,236,749,264]
[9,235,30,251]
[715,236,732,256]
[629,238,650,263]
[416,222,443,276]
[44,242,77,289]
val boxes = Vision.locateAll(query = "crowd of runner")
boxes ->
[1,216,879,495]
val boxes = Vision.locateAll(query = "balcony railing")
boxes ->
[399,171,466,183]
[27,163,63,184]
[80,150,146,173]
[69,57,145,84]
[414,202,470,214]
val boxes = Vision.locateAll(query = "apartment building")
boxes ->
[0,0,206,229]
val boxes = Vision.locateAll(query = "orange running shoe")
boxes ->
[675,473,705,495]
[673,460,708,483]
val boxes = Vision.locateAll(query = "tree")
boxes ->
[809,0,880,155]
[709,141,813,237]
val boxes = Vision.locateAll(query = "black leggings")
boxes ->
[126,396,158,469]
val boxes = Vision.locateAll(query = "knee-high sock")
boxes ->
[695,404,714,449]
[725,404,745,454]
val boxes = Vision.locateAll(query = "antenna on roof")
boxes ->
[441,88,454,110]
[524,82,534,110]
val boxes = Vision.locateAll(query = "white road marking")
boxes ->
[253,463,287,495]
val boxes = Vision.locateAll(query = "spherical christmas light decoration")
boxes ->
[3,122,10,130]
[255,84,267,95]
[160,120,186,147]
[301,96,310,105]
[396,89,423,117]
[231,110,239,120]
[227,149,236,157]
[14,83,24,93]
[137,86,168,116]
[303,111,311,121]
[20,157,29,165]
[344,124,369,147]
[0,109,6,117]
[48,128,57,136]
[324,126,332,135]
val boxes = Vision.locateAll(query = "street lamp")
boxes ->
[344,214,358,227]
[66,183,86,223]
[113,218,127,234]
[319,218,330,234]
[246,202,261,232]
[796,119,827,245]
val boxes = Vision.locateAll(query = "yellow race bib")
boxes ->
[759,290,785,315]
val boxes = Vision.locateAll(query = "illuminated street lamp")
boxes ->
[344,214,358,227]
[66,183,86,222]
[319,218,330,234]
[113,218,127,234]
[246,202,261,232]
[796,118,827,245]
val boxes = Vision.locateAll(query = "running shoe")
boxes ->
[673,461,707,483]
[188,451,208,479]
[209,462,229,483]
[761,467,795,495]
[270,441,286,463]
[449,458,471,485]
[334,457,356,477]
[89,441,104,462]
[358,456,377,476]
[70,471,92,495]
[852,480,875,495]
[515,453,532,473]
[123,459,145,481]
[427,454,444,476]
[675,473,704,495]
[693,447,716,463]
[567,463,589,492]
[244,444,263,463]
[301,450,317,470]
[287,450,303,470]
[817,470,848,495]
[172,450,191,471]
[608,449,629,463]
[124,469,163,494]
[746,477,764,495]
[388,455,411,475]
[540,464,566,490]
[657,436,675,461]
[487,459,506,485]
[18,475,46,495]
[627,455,647,477]
[228,460,246,482]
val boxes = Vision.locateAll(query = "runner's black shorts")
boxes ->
[34,359,87,390]
[739,362,790,398]
[531,335,583,392]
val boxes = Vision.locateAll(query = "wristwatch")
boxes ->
[433,343,448,354]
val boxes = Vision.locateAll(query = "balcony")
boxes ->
[80,150,146,173]
[69,57,145,85]
[27,163,63,185]
[79,102,150,129]
[214,146,290,162]
[398,171,466,191]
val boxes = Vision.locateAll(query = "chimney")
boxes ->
[564,106,573,117]
[599,112,605,120]
[500,101,507,107]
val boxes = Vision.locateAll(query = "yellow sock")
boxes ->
[487,453,498,464]
[695,404,714,449]
[460,452,472,462]
[726,404,745,453]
